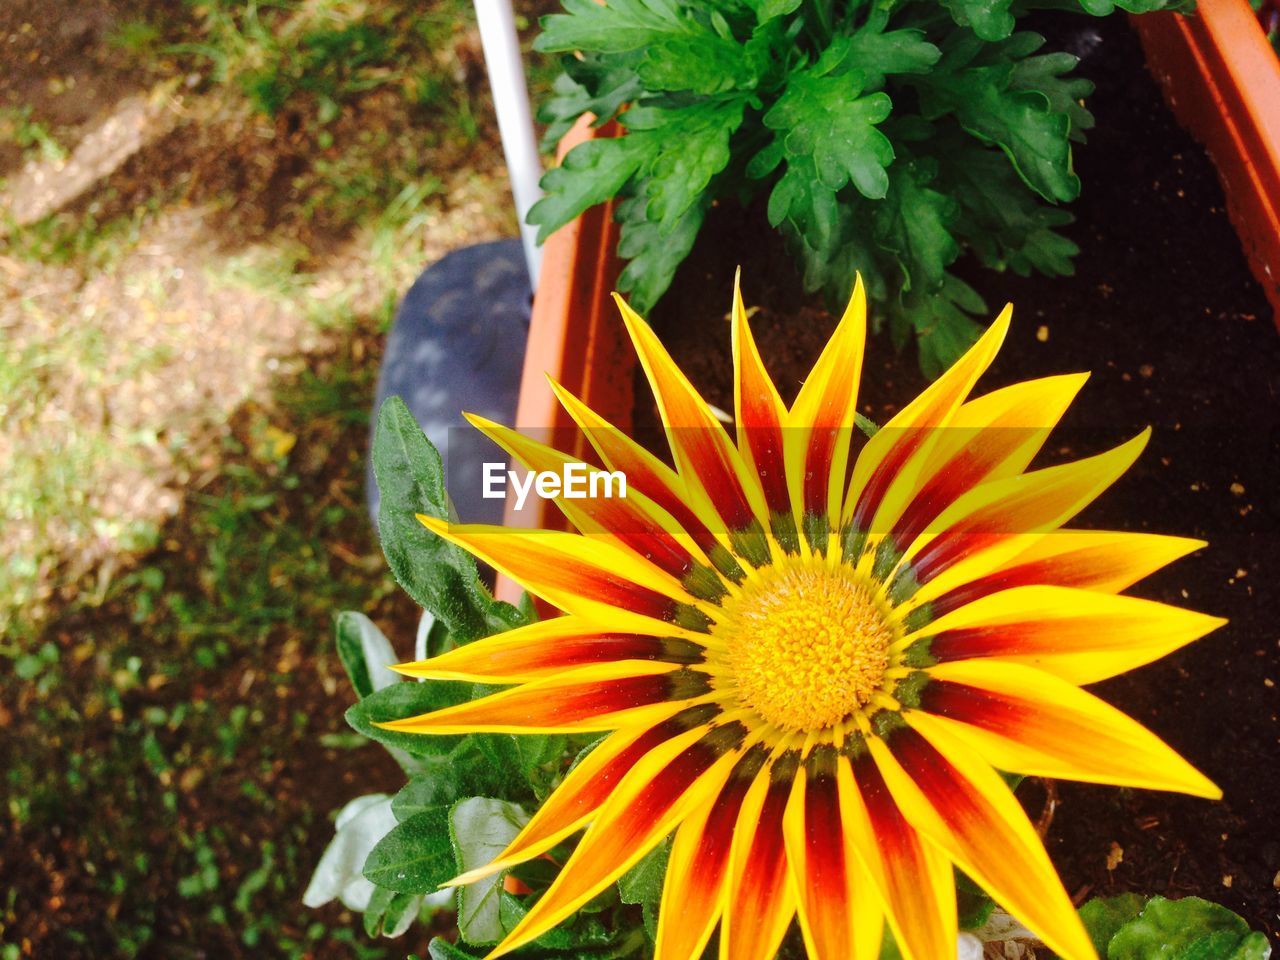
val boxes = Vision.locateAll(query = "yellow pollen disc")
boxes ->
[723,562,894,732]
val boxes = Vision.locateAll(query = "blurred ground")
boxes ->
[0,1,551,956]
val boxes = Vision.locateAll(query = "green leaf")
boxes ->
[872,157,959,291]
[842,12,941,90]
[618,837,670,940]
[345,679,471,758]
[636,34,755,94]
[918,41,1079,203]
[623,97,746,227]
[614,186,701,312]
[334,610,397,699]
[362,806,455,894]
[537,56,643,151]
[890,273,986,378]
[746,0,804,20]
[527,134,654,242]
[535,0,697,55]
[1080,894,1148,956]
[372,397,526,643]
[617,837,669,906]
[1009,44,1095,144]
[933,128,1078,277]
[363,885,422,938]
[940,0,1016,41]
[428,937,481,960]
[1107,896,1272,960]
[390,737,531,819]
[764,60,895,202]
[449,798,530,945]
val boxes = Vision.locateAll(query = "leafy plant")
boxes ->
[528,0,1184,374]
[308,398,659,954]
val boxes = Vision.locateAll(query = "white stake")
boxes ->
[474,0,544,288]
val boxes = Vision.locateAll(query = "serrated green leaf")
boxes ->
[536,0,697,54]
[1009,42,1094,144]
[637,34,755,93]
[891,273,986,378]
[764,63,894,200]
[873,158,959,291]
[345,680,471,758]
[449,798,530,945]
[933,128,1078,276]
[528,134,655,243]
[538,56,643,151]
[1080,894,1148,956]
[842,11,941,89]
[623,96,746,225]
[1107,896,1271,960]
[363,806,455,894]
[615,187,708,313]
[940,0,1016,41]
[372,398,526,643]
[918,47,1079,203]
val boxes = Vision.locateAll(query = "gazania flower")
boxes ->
[383,277,1223,960]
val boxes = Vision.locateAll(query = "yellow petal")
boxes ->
[417,516,715,634]
[843,305,1011,557]
[784,276,867,535]
[392,615,706,683]
[918,659,1220,797]
[905,584,1226,684]
[490,722,746,958]
[783,747,882,960]
[870,724,1096,960]
[379,661,708,735]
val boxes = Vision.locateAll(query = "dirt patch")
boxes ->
[639,14,1280,939]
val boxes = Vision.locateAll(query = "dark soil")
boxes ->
[638,15,1280,940]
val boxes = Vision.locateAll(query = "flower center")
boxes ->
[724,562,893,732]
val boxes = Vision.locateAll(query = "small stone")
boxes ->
[1036,325,1049,342]
[1230,482,1246,496]
[1138,364,1154,378]
[1106,842,1124,871]
[1222,875,1233,888]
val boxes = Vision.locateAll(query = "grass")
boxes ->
[2,340,419,957]
[0,0,556,955]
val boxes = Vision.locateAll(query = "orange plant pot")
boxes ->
[1135,0,1280,320]
[494,117,629,606]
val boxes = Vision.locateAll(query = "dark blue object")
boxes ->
[368,238,531,526]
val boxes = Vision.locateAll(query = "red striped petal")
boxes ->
[379,663,713,735]
[654,743,768,960]
[784,746,882,960]
[845,751,956,960]
[617,294,767,538]
[550,377,743,580]
[722,751,799,960]
[450,704,722,886]
[925,531,1204,619]
[395,617,707,682]
[492,721,748,957]
[873,724,1095,960]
